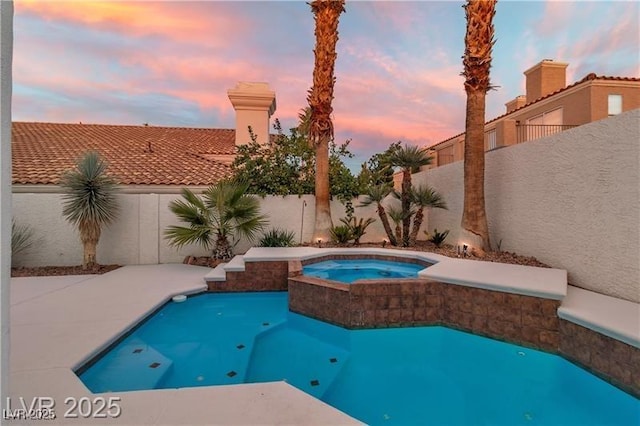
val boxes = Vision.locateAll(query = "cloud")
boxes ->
[13,0,639,168]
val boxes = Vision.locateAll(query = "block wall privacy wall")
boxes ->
[412,110,639,303]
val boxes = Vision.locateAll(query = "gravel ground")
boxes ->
[11,241,550,277]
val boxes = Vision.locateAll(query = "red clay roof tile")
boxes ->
[12,122,238,186]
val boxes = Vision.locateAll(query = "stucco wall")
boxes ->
[12,193,390,267]
[414,109,640,303]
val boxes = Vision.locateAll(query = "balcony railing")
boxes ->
[516,124,578,143]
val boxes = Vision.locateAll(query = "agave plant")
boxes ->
[340,216,376,246]
[60,151,119,269]
[165,180,268,260]
[259,228,296,248]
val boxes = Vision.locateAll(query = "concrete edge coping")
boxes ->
[421,258,567,300]
[223,255,246,272]
[558,286,640,349]
[242,246,449,264]
[70,285,207,372]
[242,247,567,300]
[204,263,228,281]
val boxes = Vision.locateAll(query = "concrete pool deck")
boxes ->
[8,265,362,425]
[8,254,639,423]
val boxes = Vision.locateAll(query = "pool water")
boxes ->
[78,293,639,426]
[303,259,426,283]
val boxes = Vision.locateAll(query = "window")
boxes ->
[608,94,622,116]
[486,129,497,150]
[524,107,563,141]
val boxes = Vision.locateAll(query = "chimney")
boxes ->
[505,95,527,113]
[227,82,276,146]
[523,59,568,103]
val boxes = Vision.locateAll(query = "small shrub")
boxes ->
[259,228,296,247]
[426,228,449,247]
[340,216,376,245]
[330,225,352,244]
[12,220,35,258]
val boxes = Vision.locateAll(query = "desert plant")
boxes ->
[408,185,447,245]
[60,151,119,269]
[11,220,35,263]
[330,225,352,244]
[359,184,397,246]
[308,0,346,242]
[340,216,376,246]
[388,144,433,246]
[259,228,296,247]
[165,179,268,260]
[387,207,407,245]
[460,0,497,252]
[426,229,450,247]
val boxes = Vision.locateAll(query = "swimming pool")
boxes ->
[302,259,426,283]
[78,293,639,425]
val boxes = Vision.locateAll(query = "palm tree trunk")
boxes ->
[462,91,491,251]
[314,139,333,241]
[214,233,233,260]
[409,207,424,246]
[401,170,412,247]
[308,0,345,243]
[377,203,397,246]
[460,0,495,253]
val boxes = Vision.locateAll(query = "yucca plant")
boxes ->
[165,179,268,260]
[11,220,35,265]
[259,228,296,248]
[60,151,119,269]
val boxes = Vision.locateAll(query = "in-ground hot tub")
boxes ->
[289,254,435,329]
[302,259,427,284]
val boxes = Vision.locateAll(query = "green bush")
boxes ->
[330,225,352,244]
[259,228,296,247]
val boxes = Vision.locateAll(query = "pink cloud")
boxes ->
[17,1,248,47]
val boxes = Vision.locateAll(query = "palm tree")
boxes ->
[165,180,268,260]
[408,185,447,245]
[307,0,346,243]
[387,207,406,245]
[388,144,433,246]
[60,151,119,269]
[359,184,397,246]
[461,0,496,253]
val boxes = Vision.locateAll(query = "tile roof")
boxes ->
[12,122,238,185]
[428,74,640,150]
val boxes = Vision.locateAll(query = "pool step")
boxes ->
[80,338,173,392]
[204,262,227,282]
[204,255,245,284]
[245,323,350,399]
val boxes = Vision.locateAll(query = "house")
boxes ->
[11,82,276,189]
[428,60,640,168]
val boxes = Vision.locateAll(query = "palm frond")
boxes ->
[164,225,213,249]
[410,185,448,209]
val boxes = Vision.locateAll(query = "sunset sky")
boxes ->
[13,0,640,169]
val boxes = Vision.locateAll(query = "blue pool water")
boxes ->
[79,293,639,425]
[303,259,426,283]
